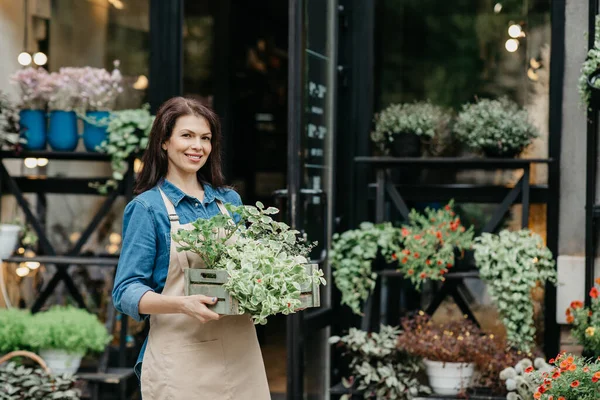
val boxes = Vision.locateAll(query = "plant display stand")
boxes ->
[185,263,321,314]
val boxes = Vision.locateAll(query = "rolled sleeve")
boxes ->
[112,199,158,322]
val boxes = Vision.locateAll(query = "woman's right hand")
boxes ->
[180,295,221,323]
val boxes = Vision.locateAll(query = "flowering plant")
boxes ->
[172,201,325,325]
[453,98,538,157]
[499,357,552,400]
[43,68,83,111]
[391,202,474,288]
[525,353,600,399]
[90,107,154,194]
[396,313,494,365]
[565,279,600,356]
[329,325,431,400]
[0,91,23,150]
[473,229,556,352]
[79,61,123,111]
[9,67,49,110]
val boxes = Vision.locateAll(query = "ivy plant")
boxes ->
[329,325,430,400]
[172,201,325,325]
[23,306,111,355]
[473,229,556,352]
[0,362,80,399]
[579,15,600,108]
[90,106,154,194]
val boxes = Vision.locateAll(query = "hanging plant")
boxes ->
[579,15,600,108]
[473,229,556,352]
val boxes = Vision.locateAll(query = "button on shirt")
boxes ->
[111,179,242,377]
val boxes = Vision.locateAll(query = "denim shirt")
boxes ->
[111,179,242,377]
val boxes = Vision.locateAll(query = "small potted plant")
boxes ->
[10,67,48,150]
[565,279,600,358]
[0,223,21,260]
[329,325,431,399]
[172,201,325,325]
[44,68,83,151]
[473,229,556,352]
[371,101,451,157]
[79,61,123,152]
[499,357,552,400]
[396,313,492,395]
[453,98,538,158]
[0,91,24,151]
[580,15,600,109]
[23,306,111,375]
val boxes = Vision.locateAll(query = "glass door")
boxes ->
[287,0,337,399]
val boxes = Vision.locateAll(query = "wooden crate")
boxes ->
[184,264,321,315]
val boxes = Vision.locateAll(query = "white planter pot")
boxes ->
[0,224,20,259]
[423,359,474,395]
[39,349,84,375]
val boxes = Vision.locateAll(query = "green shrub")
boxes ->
[24,306,111,354]
[0,309,32,354]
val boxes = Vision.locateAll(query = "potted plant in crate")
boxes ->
[44,68,83,151]
[397,313,493,395]
[0,91,24,151]
[90,106,154,194]
[172,201,325,325]
[0,351,80,398]
[473,229,556,352]
[79,61,123,152]
[23,306,111,375]
[329,325,431,399]
[371,101,451,157]
[453,98,538,158]
[10,67,48,150]
[565,279,600,358]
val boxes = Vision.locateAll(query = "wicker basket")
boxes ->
[184,263,321,315]
[0,350,51,374]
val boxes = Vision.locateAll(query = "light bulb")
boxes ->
[37,158,49,167]
[16,266,30,277]
[494,3,502,13]
[508,24,522,39]
[109,233,122,245]
[134,158,143,173]
[133,75,148,90]
[18,52,32,66]
[25,261,40,270]
[505,39,519,53]
[24,158,38,168]
[33,52,47,66]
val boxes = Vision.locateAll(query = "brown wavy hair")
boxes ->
[134,97,225,194]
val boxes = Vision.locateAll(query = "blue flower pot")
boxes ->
[19,109,47,150]
[48,110,79,151]
[82,111,110,152]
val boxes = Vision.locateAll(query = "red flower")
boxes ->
[437,260,443,265]
[596,277,600,285]
[407,269,414,276]
[570,380,580,388]
[446,263,453,268]
[402,257,408,264]
[551,371,560,379]
[566,315,574,324]
[401,228,409,237]
[413,253,420,259]
[257,279,262,283]
[391,253,398,261]
[425,260,431,266]
[591,287,599,299]
[287,302,291,308]
[570,301,583,309]
[525,366,534,373]
[444,204,451,211]
[419,272,427,279]
[414,234,422,240]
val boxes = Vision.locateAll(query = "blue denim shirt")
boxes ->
[112,179,242,377]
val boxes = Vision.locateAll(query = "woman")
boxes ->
[112,97,271,399]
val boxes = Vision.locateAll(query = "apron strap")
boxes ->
[158,188,190,271]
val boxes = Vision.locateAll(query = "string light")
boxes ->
[505,39,519,53]
[16,266,30,277]
[24,158,38,168]
[494,3,502,13]
[18,52,32,66]
[508,24,522,38]
[33,52,47,66]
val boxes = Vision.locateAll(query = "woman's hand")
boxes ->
[180,295,221,323]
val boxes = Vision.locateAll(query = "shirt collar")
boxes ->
[159,179,226,206]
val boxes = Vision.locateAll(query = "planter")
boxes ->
[423,359,474,395]
[389,132,422,157]
[38,349,84,375]
[481,145,522,158]
[48,110,79,151]
[19,109,47,150]
[0,224,20,259]
[588,69,600,109]
[185,264,321,314]
[82,111,110,152]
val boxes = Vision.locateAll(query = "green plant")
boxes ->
[23,306,111,354]
[473,229,556,352]
[370,101,451,153]
[453,98,538,157]
[90,106,154,194]
[172,201,325,325]
[579,15,600,108]
[565,279,600,356]
[393,202,474,288]
[0,362,80,399]
[499,357,552,400]
[0,309,31,354]
[329,325,430,399]
[330,222,400,315]
[0,92,23,150]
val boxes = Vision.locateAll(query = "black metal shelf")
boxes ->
[330,382,505,400]
[355,156,553,169]
[3,255,119,267]
[2,176,117,195]
[0,150,111,161]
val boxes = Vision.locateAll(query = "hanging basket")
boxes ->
[184,264,321,315]
[0,350,52,374]
[588,69,600,109]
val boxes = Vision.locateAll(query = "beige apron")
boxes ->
[140,189,271,400]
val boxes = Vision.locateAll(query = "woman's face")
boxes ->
[162,114,212,176]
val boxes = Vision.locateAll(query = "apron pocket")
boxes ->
[162,339,230,399]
